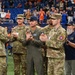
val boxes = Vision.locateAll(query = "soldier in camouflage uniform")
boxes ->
[41,17,53,75]
[10,14,27,75]
[0,26,8,75]
[40,13,66,75]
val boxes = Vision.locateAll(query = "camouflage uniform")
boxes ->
[10,14,27,75]
[0,26,8,75]
[42,25,53,35]
[46,26,66,75]
[42,13,67,75]
[42,25,53,75]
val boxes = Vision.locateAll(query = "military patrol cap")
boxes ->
[51,13,62,19]
[17,14,24,19]
[30,16,37,21]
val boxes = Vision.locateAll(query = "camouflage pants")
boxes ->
[43,56,48,75]
[0,57,7,75]
[13,54,26,75]
[47,57,65,75]
[41,47,48,75]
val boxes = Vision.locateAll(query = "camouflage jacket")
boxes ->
[43,25,66,58]
[41,25,53,56]
[0,26,8,56]
[10,25,27,54]
[42,25,53,35]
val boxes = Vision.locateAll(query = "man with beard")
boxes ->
[41,17,53,75]
[40,13,66,75]
[64,22,75,75]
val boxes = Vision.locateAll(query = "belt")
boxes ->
[47,47,60,50]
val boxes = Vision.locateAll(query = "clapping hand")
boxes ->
[26,31,33,41]
[12,32,19,38]
[39,33,48,42]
